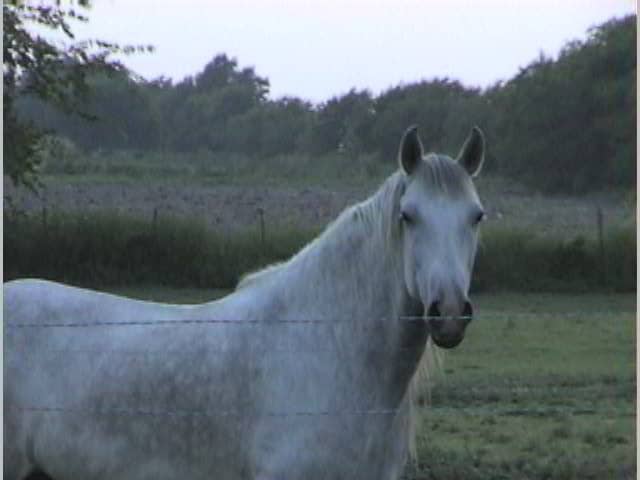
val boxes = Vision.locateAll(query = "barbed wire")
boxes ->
[5,310,633,329]
[5,309,632,422]
[5,404,399,418]
[6,403,631,420]
[4,316,463,328]
[7,345,429,357]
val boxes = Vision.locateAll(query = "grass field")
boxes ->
[6,164,634,240]
[104,287,636,479]
[410,293,636,480]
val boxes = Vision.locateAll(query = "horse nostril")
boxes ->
[427,302,444,330]
[427,302,441,318]
[462,301,473,323]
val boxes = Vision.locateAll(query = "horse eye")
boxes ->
[473,211,485,225]
[400,211,413,224]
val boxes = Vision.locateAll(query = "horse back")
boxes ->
[3,279,254,479]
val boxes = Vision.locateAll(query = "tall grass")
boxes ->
[4,210,635,292]
[4,210,316,289]
[40,148,390,188]
[474,225,636,292]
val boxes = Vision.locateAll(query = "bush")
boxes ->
[473,227,635,293]
[3,210,316,289]
[4,210,636,292]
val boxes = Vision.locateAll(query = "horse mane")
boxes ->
[237,170,406,291]
[236,262,285,290]
[238,155,469,291]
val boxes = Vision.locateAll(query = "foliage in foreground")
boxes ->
[3,0,151,188]
[3,210,635,293]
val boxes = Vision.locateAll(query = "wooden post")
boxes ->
[596,205,606,285]
[152,207,158,238]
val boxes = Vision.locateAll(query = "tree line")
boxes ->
[12,14,636,194]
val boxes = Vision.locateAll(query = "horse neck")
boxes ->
[277,176,428,410]
[289,175,408,320]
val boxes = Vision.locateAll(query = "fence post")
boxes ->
[152,207,158,238]
[596,205,606,286]
[42,206,48,234]
[257,207,265,260]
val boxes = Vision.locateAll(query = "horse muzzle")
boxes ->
[426,301,473,349]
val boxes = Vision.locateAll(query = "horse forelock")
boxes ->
[419,153,476,200]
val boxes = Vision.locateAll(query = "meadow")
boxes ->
[4,158,636,478]
[410,293,635,480]
[9,148,634,237]
[105,287,636,480]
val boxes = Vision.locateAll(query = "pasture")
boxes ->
[4,162,633,239]
[5,165,635,478]
[109,287,636,480]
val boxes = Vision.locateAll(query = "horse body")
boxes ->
[4,125,486,480]
[4,202,420,479]
[5,280,251,479]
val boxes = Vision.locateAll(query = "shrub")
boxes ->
[4,210,635,292]
[3,210,317,289]
[473,227,635,293]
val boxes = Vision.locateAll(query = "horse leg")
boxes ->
[2,454,49,480]
[4,419,52,480]
[3,435,33,480]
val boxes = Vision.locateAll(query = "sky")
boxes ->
[67,0,636,103]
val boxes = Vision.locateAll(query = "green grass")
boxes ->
[4,209,635,292]
[3,210,319,289]
[97,288,637,479]
[40,150,392,190]
[473,225,635,292]
[409,293,636,480]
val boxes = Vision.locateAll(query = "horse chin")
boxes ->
[431,332,465,349]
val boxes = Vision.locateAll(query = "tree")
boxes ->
[163,54,271,152]
[372,79,482,160]
[303,89,375,156]
[3,0,152,188]
[488,15,636,193]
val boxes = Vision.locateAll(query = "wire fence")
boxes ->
[5,314,438,420]
[5,405,400,418]
[4,310,636,329]
[5,309,632,329]
[5,310,634,421]
[4,315,455,328]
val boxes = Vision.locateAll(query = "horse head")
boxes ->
[397,125,485,349]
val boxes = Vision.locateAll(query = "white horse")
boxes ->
[4,125,486,480]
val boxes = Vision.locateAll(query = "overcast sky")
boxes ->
[69,0,636,102]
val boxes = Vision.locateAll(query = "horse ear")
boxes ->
[398,125,423,175]
[457,126,485,177]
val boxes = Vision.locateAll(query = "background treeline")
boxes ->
[15,15,636,193]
